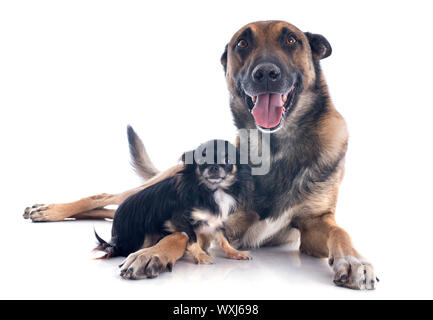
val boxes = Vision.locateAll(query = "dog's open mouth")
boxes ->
[207,178,223,184]
[246,84,297,131]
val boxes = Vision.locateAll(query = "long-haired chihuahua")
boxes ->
[94,139,253,269]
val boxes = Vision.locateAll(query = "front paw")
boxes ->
[226,250,251,260]
[119,250,174,280]
[329,255,378,290]
[193,252,214,265]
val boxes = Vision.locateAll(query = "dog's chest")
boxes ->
[192,189,236,234]
[239,208,295,248]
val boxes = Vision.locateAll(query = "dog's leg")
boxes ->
[23,164,184,222]
[186,241,214,265]
[23,189,139,222]
[71,208,116,220]
[119,232,189,280]
[298,213,377,290]
[197,233,212,253]
[214,231,251,260]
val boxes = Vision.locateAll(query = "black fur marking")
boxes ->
[279,27,303,51]
[305,32,332,60]
[94,228,119,259]
[221,44,228,74]
[233,27,255,60]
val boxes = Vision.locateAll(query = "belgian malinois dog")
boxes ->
[24,21,378,290]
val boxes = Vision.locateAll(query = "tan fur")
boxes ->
[316,95,348,165]
[197,233,212,252]
[214,231,251,260]
[72,208,116,220]
[297,213,360,259]
[24,164,184,222]
[186,240,214,264]
[141,234,162,249]
[188,232,250,262]
[119,232,189,279]
[225,21,316,93]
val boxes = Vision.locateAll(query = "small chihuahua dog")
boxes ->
[95,140,253,266]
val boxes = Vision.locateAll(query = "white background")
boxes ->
[1,0,433,299]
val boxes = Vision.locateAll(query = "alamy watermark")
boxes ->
[183,129,270,175]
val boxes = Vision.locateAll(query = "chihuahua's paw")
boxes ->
[193,253,214,265]
[226,250,251,260]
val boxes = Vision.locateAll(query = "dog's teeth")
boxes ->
[252,96,257,103]
[282,94,288,103]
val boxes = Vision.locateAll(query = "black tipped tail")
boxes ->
[93,228,118,259]
[127,125,159,181]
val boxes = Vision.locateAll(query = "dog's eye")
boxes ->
[286,36,297,45]
[224,164,233,172]
[237,39,248,48]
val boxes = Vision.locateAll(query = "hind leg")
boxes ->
[72,208,116,220]
[23,191,133,222]
[23,164,184,222]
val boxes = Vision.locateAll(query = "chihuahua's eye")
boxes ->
[237,39,248,48]
[224,164,233,172]
[286,35,297,45]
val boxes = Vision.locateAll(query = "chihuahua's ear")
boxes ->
[181,150,194,164]
[221,44,228,74]
[305,32,332,60]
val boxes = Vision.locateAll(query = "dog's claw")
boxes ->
[167,262,173,272]
[331,256,377,290]
[23,203,69,222]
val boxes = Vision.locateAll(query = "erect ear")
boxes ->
[221,44,228,74]
[180,150,194,164]
[305,32,332,60]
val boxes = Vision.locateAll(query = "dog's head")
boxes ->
[182,140,251,190]
[221,21,331,133]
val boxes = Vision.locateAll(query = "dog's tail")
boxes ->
[93,228,119,259]
[127,125,160,181]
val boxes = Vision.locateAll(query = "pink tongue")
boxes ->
[251,93,284,129]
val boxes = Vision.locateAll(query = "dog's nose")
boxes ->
[252,63,281,83]
[208,165,219,175]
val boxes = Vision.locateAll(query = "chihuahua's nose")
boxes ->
[208,165,219,175]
